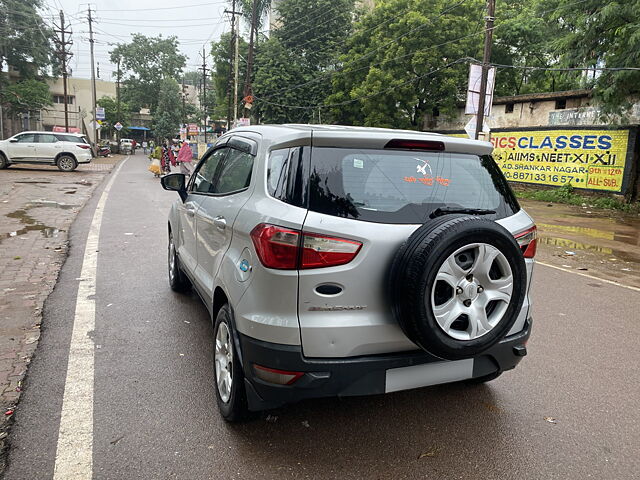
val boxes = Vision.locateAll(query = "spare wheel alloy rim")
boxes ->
[429,242,513,341]
[59,157,74,170]
[215,322,233,403]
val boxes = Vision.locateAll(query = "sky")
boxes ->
[40,0,237,81]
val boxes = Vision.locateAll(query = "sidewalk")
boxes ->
[0,155,124,468]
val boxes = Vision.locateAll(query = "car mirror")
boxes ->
[9,139,18,143]
[161,173,187,202]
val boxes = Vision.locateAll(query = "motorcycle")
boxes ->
[97,145,111,157]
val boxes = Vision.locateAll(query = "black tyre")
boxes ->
[0,153,8,169]
[168,231,190,292]
[213,304,249,422]
[56,154,78,172]
[389,215,527,360]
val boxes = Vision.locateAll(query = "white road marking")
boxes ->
[537,261,640,292]
[53,157,128,479]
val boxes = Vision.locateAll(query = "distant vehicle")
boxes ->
[161,125,536,421]
[120,138,134,154]
[0,131,92,171]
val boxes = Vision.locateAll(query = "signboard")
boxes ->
[490,129,631,192]
[114,122,123,131]
[188,123,199,135]
[236,117,250,127]
[465,64,496,116]
[96,107,105,120]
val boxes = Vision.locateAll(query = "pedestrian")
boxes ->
[161,141,175,175]
[177,141,194,176]
[148,145,162,177]
[142,140,148,155]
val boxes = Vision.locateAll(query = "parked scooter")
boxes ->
[97,145,111,157]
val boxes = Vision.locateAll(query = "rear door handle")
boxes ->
[213,216,226,230]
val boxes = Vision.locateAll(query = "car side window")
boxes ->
[36,134,58,143]
[191,148,228,194]
[16,134,35,143]
[213,148,254,194]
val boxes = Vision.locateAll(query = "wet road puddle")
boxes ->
[0,200,75,243]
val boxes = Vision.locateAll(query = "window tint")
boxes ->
[266,147,308,207]
[55,134,80,142]
[309,148,519,224]
[16,134,35,143]
[192,148,227,194]
[267,148,290,197]
[215,148,254,194]
[36,134,58,143]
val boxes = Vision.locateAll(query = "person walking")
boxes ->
[148,145,162,177]
[177,141,194,176]
[161,141,176,175]
[142,140,148,155]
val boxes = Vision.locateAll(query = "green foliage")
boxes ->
[154,78,182,140]
[210,32,248,120]
[515,184,639,212]
[0,0,55,78]
[0,79,52,114]
[110,35,186,113]
[253,0,355,124]
[97,96,131,138]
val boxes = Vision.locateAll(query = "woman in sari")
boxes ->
[148,144,162,177]
[161,141,175,175]
[177,141,194,176]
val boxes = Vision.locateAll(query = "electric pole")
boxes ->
[225,0,241,130]
[54,10,73,133]
[199,47,210,144]
[88,6,98,149]
[116,57,121,147]
[475,0,495,140]
[243,0,258,120]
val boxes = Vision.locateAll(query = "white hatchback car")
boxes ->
[0,131,93,171]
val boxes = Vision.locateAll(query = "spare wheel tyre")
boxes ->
[389,215,527,360]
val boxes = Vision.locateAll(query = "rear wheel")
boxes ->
[56,154,77,172]
[213,305,249,422]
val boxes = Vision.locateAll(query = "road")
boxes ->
[5,152,640,480]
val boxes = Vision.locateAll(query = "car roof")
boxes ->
[224,124,493,155]
[14,131,84,136]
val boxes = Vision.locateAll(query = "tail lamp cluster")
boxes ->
[515,225,537,258]
[77,144,91,149]
[250,223,362,270]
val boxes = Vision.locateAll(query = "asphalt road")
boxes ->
[5,151,640,480]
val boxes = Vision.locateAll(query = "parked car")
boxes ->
[120,138,134,154]
[161,125,536,421]
[0,131,92,171]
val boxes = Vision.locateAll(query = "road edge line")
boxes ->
[537,261,640,292]
[52,156,129,479]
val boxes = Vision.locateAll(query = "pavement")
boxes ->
[1,152,639,479]
[0,155,123,471]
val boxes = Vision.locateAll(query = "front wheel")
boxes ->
[214,305,249,422]
[56,155,77,172]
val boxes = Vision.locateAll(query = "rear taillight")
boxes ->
[250,223,362,270]
[515,226,537,258]
[77,144,91,149]
[301,232,362,269]
[253,364,304,385]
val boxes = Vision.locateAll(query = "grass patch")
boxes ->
[514,183,640,213]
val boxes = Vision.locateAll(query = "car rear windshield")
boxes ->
[309,147,519,224]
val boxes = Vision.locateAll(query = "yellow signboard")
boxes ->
[489,129,629,192]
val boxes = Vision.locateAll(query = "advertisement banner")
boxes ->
[188,123,199,135]
[489,129,630,192]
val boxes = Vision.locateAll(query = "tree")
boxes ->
[210,32,248,120]
[97,96,131,139]
[0,0,55,78]
[327,0,483,129]
[252,0,355,123]
[154,78,182,140]
[0,79,52,114]
[109,35,186,113]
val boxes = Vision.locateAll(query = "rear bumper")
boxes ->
[77,152,92,163]
[239,318,532,411]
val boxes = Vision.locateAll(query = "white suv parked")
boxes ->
[0,131,93,171]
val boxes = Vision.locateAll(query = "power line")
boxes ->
[96,1,227,12]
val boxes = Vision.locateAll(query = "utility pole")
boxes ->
[116,57,121,147]
[225,0,241,129]
[243,0,258,119]
[475,0,495,140]
[199,47,210,144]
[54,10,73,133]
[88,6,98,149]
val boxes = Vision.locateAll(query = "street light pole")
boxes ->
[475,0,496,140]
[88,6,98,149]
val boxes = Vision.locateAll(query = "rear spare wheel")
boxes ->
[389,215,526,360]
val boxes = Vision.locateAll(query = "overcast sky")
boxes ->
[41,0,236,81]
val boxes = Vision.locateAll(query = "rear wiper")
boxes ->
[429,207,496,219]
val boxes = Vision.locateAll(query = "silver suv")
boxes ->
[162,125,536,421]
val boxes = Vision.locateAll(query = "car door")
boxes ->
[35,133,60,162]
[194,137,257,300]
[7,133,37,161]
[178,147,229,286]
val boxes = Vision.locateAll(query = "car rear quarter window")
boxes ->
[309,147,519,224]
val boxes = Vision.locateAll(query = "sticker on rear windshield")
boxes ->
[353,158,364,169]
[405,159,450,186]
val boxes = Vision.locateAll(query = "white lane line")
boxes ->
[537,261,640,293]
[53,157,128,480]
